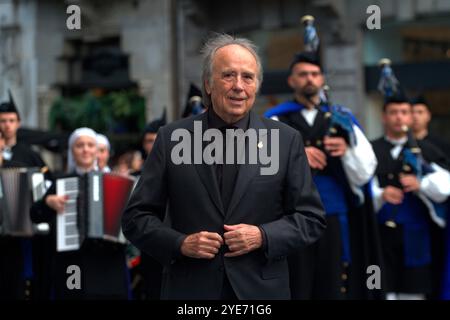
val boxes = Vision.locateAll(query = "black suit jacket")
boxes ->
[122,110,326,299]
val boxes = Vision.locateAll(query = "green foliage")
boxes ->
[49,90,146,134]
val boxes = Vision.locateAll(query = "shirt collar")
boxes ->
[384,135,408,147]
[207,107,250,131]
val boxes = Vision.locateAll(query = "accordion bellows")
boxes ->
[0,167,47,236]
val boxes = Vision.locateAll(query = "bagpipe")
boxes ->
[265,15,357,152]
[189,95,205,116]
[401,125,434,179]
[319,85,357,149]
[323,109,356,148]
[376,58,432,178]
[264,87,358,152]
[384,126,440,229]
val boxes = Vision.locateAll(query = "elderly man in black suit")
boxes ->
[122,33,326,300]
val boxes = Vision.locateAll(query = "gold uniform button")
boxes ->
[388,173,394,180]
[340,287,347,294]
[316,140,322,146]
[329,127,337,134]
[341,274,348,281]
[306,140,311,146]
[343,262,349,268]
[403,165,411,172]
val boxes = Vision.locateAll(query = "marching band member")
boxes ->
[370,60,450,300]
[30,128,130,299]
[96,133,112,173]
[0,91,48,300]
[265,16,381,300]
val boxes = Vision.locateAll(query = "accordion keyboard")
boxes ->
[56,177,80,252]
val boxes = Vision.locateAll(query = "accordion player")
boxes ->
[0,167,49,237]
[56,171,136,252]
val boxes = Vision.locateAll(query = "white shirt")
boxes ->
[300,109,377,188]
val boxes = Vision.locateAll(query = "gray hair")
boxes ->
[200,33,263,108]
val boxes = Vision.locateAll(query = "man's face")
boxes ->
[0,113,20,141]
[131,151,143,171]
[288,63,324,98]
[97,144,110,170]
[383,103,413,136]
[412,104,431,133]
[143,132,157,156]
[72,136,97,169]
[205,44,258,123]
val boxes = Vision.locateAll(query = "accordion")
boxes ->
[0,167,48,236]
[56,171,136,252]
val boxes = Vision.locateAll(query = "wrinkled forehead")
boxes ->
[213,44,258,70]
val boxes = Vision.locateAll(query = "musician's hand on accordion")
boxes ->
[399,173,420,193]
[305,146,327,170]
[45,194,69,213]
[323,135,347,157]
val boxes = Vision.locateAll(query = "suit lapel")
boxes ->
[186,111,268,218]
[226,111,267,217]
[187,112,225,215]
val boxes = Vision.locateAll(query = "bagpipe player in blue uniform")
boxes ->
[265,15,383,300]
[370,59,450,300]
[411,95,450,299]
